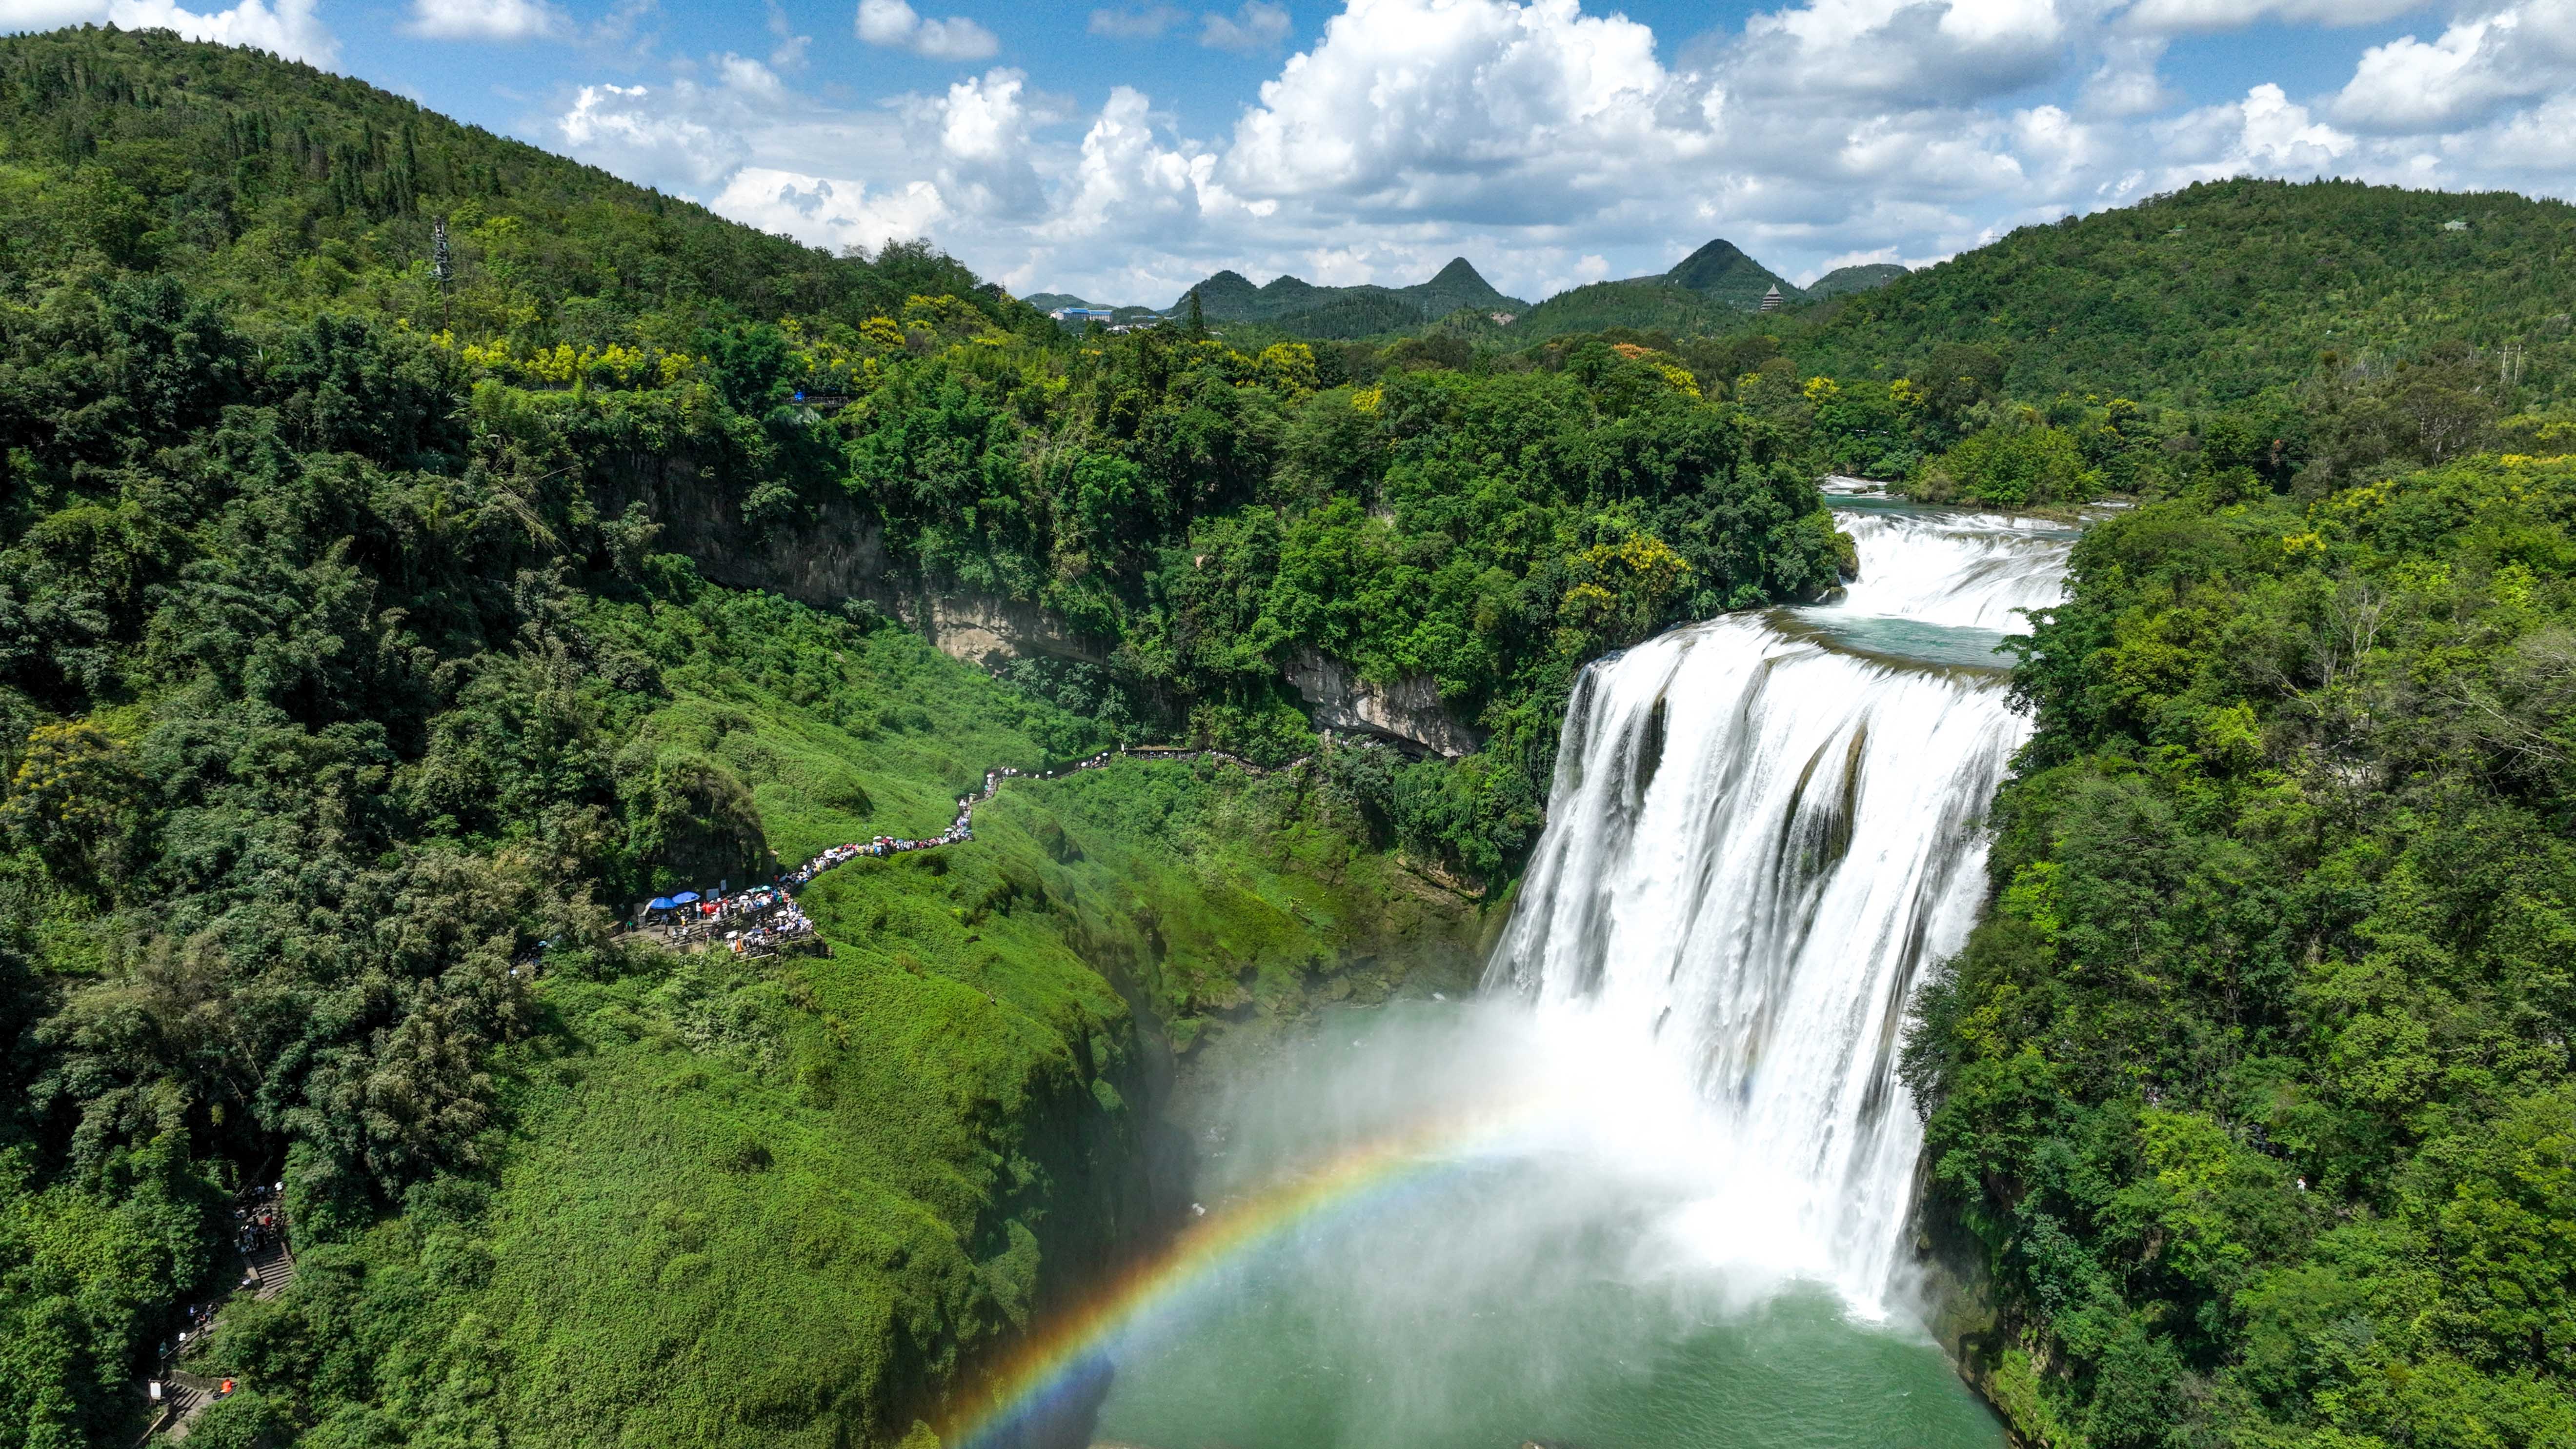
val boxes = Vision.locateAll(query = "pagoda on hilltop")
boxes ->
[1758,285,1785,313]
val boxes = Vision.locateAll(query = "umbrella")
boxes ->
[672,891,701,905]
[647,897,676,910]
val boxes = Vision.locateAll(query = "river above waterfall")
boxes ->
[1085,491,2069,1449]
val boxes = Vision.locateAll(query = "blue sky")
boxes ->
[10,0,2572,304]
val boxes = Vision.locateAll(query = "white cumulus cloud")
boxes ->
[1202,0,1290,49]
[2154,82,2354,181]
[712,167,949,251]
[1730,0,2074,106]
[404,0,563,41]
[2084,34,2170,116]
[856,0,999,60]
[902,67,1050,217]
[2120,0,2421,34]
[1225,0,1678,218]
[2329,1,2576,135]
[765,0,813,68]
[2,0,338,63]
[1046,84,1277,248]
[558,80,747,186]
[530,0,2576,311]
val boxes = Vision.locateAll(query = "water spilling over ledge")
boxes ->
[1076,491,2075,1449]
[1488,493,2071,1309]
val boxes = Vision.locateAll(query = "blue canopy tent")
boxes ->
[646,897,676,911]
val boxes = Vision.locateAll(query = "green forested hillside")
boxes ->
[1135,181,2569,439]
[1322,181,2572,506]
[0,27,1839,1449]
[1470,238,1803,344]
[0,28,1036,342]
[1486,181,2571,421]
[1491,278,1739,343]
[9,22,2576,1449]
[1661,237,1800,308]
[1776,178,2576,408]
[1807,262,1909,299]
[1907,453,2576,1448]
[1501,182,2575,512]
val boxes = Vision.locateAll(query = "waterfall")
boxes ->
[1485,493,2074,1310]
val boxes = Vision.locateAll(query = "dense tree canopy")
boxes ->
[1907,456,2576,1447]
[0,27,1844,1449]
[5,24,2574,1449]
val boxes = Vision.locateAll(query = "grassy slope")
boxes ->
[196,585,1487,1449]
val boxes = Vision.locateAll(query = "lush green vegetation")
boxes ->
[1246,182,2574,513]
[1907,453,2576,1447]
[1182,185,2573,520]
[10,22,2576,1449]
[1688,180,2573,509]
[1806,262,1909,300]
[0,26,1829,1449]
[1782,179,2576,409]
[1483,279,1741,345]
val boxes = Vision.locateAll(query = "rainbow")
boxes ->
[935,1100,1544,1448]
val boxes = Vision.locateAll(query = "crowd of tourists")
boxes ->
[633,744,1319,956]
[236,1195,283,1260]
[645,884,818,954]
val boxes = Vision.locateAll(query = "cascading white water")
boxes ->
[1087,489,2073,1447]
[1485,489,2075,1309]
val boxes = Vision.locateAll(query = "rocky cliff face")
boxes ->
[594,455,904,612]
[595,463,1486,748]
[594,459,1108,668]
[922,595,1109,667]
[1284,649,1484,757]
[1911,1187,2070,1447]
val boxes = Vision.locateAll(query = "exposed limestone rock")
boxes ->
[922,595,1109,667]
[1285,649,1482,758]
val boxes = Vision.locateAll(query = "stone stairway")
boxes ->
[246,1241,295,1300]
[154,1373,220,1442]
[141,1242,292,1442]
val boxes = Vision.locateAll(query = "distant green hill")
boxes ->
[1169,256,1527,338]
[1127,242,1900,347]
[1483,183,2575,408]
[1500,280,1737,342]
[1805,262,1908,299]
[1660,238,1801,309]
[1490,238,1805,342]
[1402,256,1530,319]
[1773,178,2576,404]
[1279,289,1447,339]
[1186,267,1313,320]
